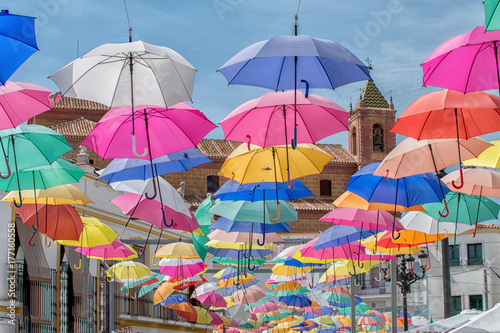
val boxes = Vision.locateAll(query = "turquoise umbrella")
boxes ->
[209,199,298,224]
[338,302,370,314]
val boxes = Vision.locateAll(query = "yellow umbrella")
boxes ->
[217,275,255,287]
[363,233,422,255]
[272,263,314,276]
[218,143,333,185]
[155,242,199,259]
[274,315,305,330]
[333,191,425,212]
[106,261,151,282]
[212,268,226,279]
[58,217,117,247]
[464,140,500,168]
[384,229,448,246]
[312,315,336,326]
[2,183,93,205]
[153,282,175,305]
[194,306,213,324]
[335,315,351,326]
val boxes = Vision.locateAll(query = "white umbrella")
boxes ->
[401,211,474,236]
[110,177,191,217]
[194,282,219,297]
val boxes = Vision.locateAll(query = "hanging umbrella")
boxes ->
[192,194,215,261]
[207,229,284,243]
[362,233,422,255]
[194,282,219,296]
[313,224,376,250]
[75,239,137,261]
[279,294,312,308]
[98,148,212,183]
[81,104,215,160]
[220,90,348,148]
[214,179,313,202]
[107,261,151,283]
[232,285,267,305]
[464,140,500,168]
[422,26,500,94]
[194,291,227,308]
[0,81,55,130]
[320,207,404,231]
[155,242,199,259]
[210,217,291,234]
[442,168,500,198]
[209,199,298,224]
[157,294,188,307]
[333,191,425,212]
[400,211,475,236]
[0,11,38,85]
[158,258,205,278]
[377,229,447,246]
[485,0,500,31]
[337,302,370,315]
[153,282,175,305]
[2,183,93,205]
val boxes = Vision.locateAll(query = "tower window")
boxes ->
[373,124,384,152]
[320,180,332,196]
[351,127,357,156]
[207,176,219,193]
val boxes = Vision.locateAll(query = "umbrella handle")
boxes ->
[82,267,89,276]
[349,265,357,277]
[374,270,382,282]
[269,204,280,222]
[358,260,364,270]
[385,169,389,182]
[301,79,309,98]
[231,172,235,186]
[438,198,449,218]
[391,223,400,240]
[132,135,148,158]
[163,216,174,228]
[451,168,464,189]
[291,128,298,150]
[28,233,36,247]
[322,280,328,287]
[382,269,389,279]
[246,135,251,151]
[287,171,295,190]
[473,222,478,238]
[145,177,157,200]
[107,276,114,283]
[131,291,137,300]
[257,233,266,246]
[32,215,39,232]
[74,258,82,270]
[151,254,160,267]
[13,189,22,208]
[0,158,11,179]
[247,259,257,271]
[44,234,52,247]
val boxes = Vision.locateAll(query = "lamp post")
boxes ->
[381,251,430,331]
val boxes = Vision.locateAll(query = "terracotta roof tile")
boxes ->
[316,144,357,165]
[196,139,242,159]
[355,80,389,109]
[50,118,96,137]
[52,96,109,112]
[476,223,500,229]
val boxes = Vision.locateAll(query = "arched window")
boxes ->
[351,127,357,155]
[373,124,384,152]
[207,175,219,192]
[320,179,332,196]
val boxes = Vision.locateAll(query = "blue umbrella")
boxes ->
[345,162,449,238]
[279,294,312,308]
[214,179,313,201]
[207,247,273,259]
[157,294,188,306]
[98,148,212,183]
[314,225,375,250]
[283,257,324,268]
[303,306,334,319]
[0,11,38,85]
[312,278,350,291]
[210,217,291,234]
[223,280,259,296]
[323,292,362,307]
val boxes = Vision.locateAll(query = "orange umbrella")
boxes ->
[153,282,175,305]
[333,191,425,212]
[378,229,448,246]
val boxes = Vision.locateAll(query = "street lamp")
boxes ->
[381,251,430,331]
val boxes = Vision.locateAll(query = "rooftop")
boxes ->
[355,80,390,109]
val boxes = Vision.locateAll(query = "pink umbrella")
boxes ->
[75,239,137,260]
[158,258,205,278]
[111,192,200,233]
[232,285,267,305]
[81,103,216,160]
[0,81,55,130]
[299,238,365,261]
[422,26,500,94]
[194,291,227,308]
[220,90,348,148]
[207,229,285,243]
[319,207,404,231]
[209,312,224,326]
[249,301,280,314]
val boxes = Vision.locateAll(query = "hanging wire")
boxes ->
[124,0,132,32]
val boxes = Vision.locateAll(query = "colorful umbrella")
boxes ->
[209,199,298,224]
[2,183,92,205]
[362,233,422,255]
[464,140,500,168]
[422,26,500,94]
[442,168,500,198]
[210,217,291,234]
[194,291,227,308]
[333,191,425,212]
[400,211,474,236]
[232,285,267,305]
[214,179,313,202]
[485,0,500,31]
[153,282,175,305]
[0,11,38,85]
[320,207,404,231]
[75,239,137,261]
[107,261,151,283]
[207,229,284,243]
[377,229,447,246]
[0,81,54,130]
[155,242,199,259]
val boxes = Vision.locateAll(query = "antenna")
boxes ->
[124,0,132,42]
[294,0,301,36]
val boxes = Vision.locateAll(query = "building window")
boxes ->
[467,243,483,266]
[452,296,462,316]
[320,179,332,196]
[373,124,384,152]
[469,295,483,311]
[449,245,460,267]
[207,176,220,193]
[351,127,357,156]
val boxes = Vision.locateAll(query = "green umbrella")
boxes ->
[192,194,217,261]
[485,0,500,32]
[338,302,370,314]
[212,256,266,266]
[275,287,309,297]
[243,292,275,310]
[209,199,298,224]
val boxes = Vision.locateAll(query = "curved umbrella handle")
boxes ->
[451,168,464,189]
[74,258,82,270]
[391,221,400,240]
[257,233,266,246]
[246,135,252,151]
[308,274,314,289]
[287,170,295,190]
[131,291,137,300]
[248,259,257,271]
[231,172,235,186]
[0,158,11,179]
[385,169,389,182]
[107,276,114,283]
[13,189,22,208]
[44,234,52,248]
[132,135,148,158]
[438,198,450,218]
[301,79,309,98]
[322,280,329,287]
[82,267,89,276]
[291,128,298,150]
[349,265,357,277]
[357,260,364,270]
[472,222,478,238]
[151,254,160,267]
[28,233,36,247]
[269,204,280,222]
[32,215,39,232]
[139,244,147,257]
[163,215,174,228]
[243,248,252,259]
[145,177,157,200]
[374,270,382,282]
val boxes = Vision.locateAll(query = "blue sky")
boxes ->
[4,0,497,147]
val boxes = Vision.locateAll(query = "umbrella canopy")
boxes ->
[218,34,370,90]
[442,168,500,198]
[153,282,175,305]
[464,140,500,168]
[98,148,212,183]
[157,294,188,307]
[107,261,151,282]
[232,285,267,305]
[377,229,447,246]
[214,179,313,202]
[279,294,312,308]
[338,302,370,315]
[194,282,219,296]
[0,81,54,130]
[220,90,348,147]
[401,211,475,236]
[333,191,425,212]
[373,137,492,179]
[50,40,195,108]
[320,207,404,231]
[16,203,82,241]
[210,217,291,234]
[422,26,500,93]
[485,0,500,31]
[194,291,227,308]
[297,238,364,262]
[314,224,376,250]
[155,242,199,259]
[81,104,216,160]
[0,11,38,85]
[159,260,205,278]
[2,183,93,205]
[209,199,298,223]
[207,229,284,243]
[219,143,333,184]
[58,217,117,248]
[75,239,137,261]
[362,233,422,255]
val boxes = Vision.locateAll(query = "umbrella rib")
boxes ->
[464,43,488,93]
[316,57,337,90]
[224,59,253,86]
